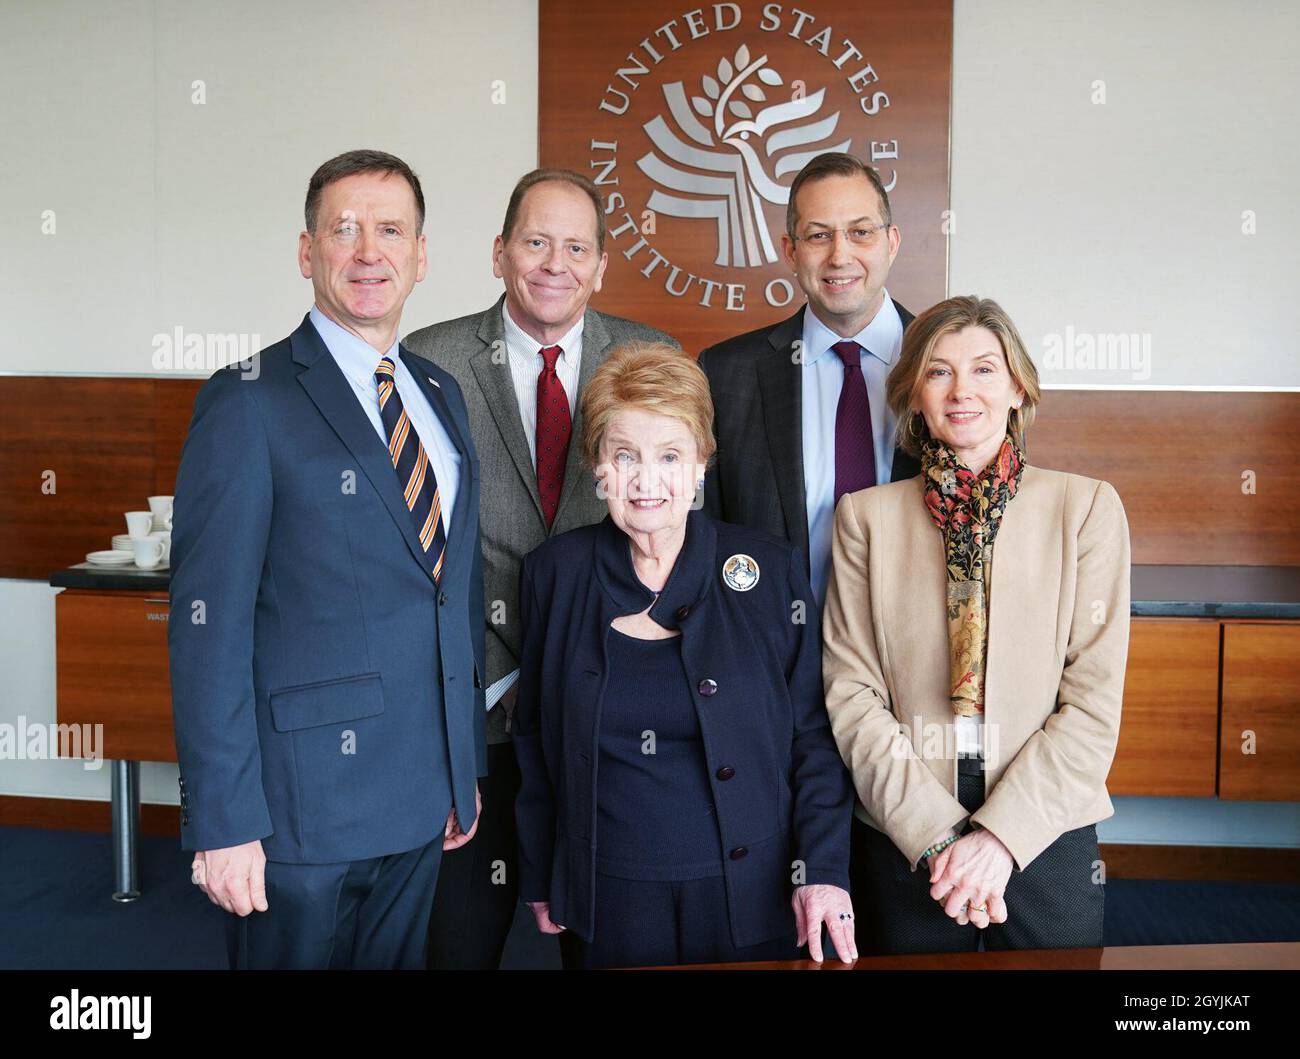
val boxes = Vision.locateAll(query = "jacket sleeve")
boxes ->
[821,491,969,871]
[470,521,488,778]
[970,480,1131,870]
[168,367,275,853]
[512,555,557,903]
[784,546,853,889]
[695,348,726,522]
[443,369,489,780]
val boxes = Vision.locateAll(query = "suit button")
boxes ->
[439,592,448,606]
[716,766,735,781]
[675,605,690,621]
[729,847,748,860]
[697,678,717,697]
[178,777,186,789]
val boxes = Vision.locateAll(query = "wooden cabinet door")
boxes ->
[1220,623,1300,800]
[55,589,176,762]
[1108,619,1220,796]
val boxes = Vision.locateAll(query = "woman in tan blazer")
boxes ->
[822,295,1130,954]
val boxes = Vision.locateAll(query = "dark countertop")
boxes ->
[1130,565,1300,620]
[47,564,1300,618]
[50,563,170,592]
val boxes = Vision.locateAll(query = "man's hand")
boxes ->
[526,901,566,934]
[191,839,268,916]
[500,684,520,734]
[443,782,482,850]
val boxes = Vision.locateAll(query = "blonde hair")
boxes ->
[580,342,716,470]
[886,296,1041,457]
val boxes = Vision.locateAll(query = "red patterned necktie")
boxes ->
[832,339,877,505]
[374,356,447,581]
[535,344,571,529]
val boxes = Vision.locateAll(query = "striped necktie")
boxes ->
[374,355,447,582]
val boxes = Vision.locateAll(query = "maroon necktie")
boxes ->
[832,339,877,505]
[535,344,571,528]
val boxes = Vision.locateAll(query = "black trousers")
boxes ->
[849,760,1105,955]
[558,871,802,969]
[225,835,443,969]
[425,740,521,969]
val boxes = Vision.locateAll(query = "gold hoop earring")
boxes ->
[908,413,925,440]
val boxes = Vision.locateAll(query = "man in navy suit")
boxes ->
[698,153,918,610]
[169,150,487,969]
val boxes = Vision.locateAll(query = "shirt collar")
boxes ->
[594,508,717,631]
[309,304,399,383]
[501,299,585,362]
[802,290,901,367]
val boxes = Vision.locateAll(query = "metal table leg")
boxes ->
[110,759,141,902]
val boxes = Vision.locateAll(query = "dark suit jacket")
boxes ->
[696,301,918,573]
[168,314,487,863]
[513,509,853,948]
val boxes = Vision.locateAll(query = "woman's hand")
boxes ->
[527,901,566,934]
[792,884,858,963]
[928,829,1013,930]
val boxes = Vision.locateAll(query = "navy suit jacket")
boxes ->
[513,509,853,948]
[697,301,919,575]
[168,314,487,863]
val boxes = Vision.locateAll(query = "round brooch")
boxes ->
[722,553,760,592]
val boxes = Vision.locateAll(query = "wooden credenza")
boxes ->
[49,564,1300,899]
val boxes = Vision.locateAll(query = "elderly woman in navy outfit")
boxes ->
[513,341,856,969]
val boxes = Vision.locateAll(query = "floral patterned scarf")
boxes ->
[920,435,1025,717]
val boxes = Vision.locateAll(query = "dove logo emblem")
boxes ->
[637,43,851,269]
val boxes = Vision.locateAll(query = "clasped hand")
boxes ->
[926,828,1014,930]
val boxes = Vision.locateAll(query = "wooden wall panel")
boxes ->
[540,0,953,355]
[1220,623,1300,800]
[0,377,201,579]
[1033,390,1300,565]
[1108,618,1220,797]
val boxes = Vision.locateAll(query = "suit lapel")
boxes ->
[399,346,475,579]
[291,318,437,583]
[757,308,808,556]
[467,298,547,526]
[552,307,613,526]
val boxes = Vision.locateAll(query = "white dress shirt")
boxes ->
[309,305,459,538]
[501,301,584,468]
[800,291,903,610]
[485,302,586,710]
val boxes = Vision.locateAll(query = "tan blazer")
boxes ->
[821,466,1131,873]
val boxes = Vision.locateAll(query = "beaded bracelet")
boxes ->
[921,834,959,861]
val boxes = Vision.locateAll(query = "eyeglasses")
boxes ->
[791,224,890,249]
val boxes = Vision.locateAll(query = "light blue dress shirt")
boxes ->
[800,292,904,609]
[309,305,459,538]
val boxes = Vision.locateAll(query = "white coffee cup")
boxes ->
[125,511,154,539]
[132,536,166,570]
[148,495,174,531]
[147,530,171,566]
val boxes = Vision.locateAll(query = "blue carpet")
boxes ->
[1,826,1296,968]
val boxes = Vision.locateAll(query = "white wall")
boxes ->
[950,0,1300,388]
[0,0,537,376]
[2,1,1296,846]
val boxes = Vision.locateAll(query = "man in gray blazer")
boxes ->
[405,168,677,968]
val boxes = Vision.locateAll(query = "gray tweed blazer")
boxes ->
[404,294,678,743]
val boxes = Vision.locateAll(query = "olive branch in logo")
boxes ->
[638,43,852,268]
[689,43,784,139]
